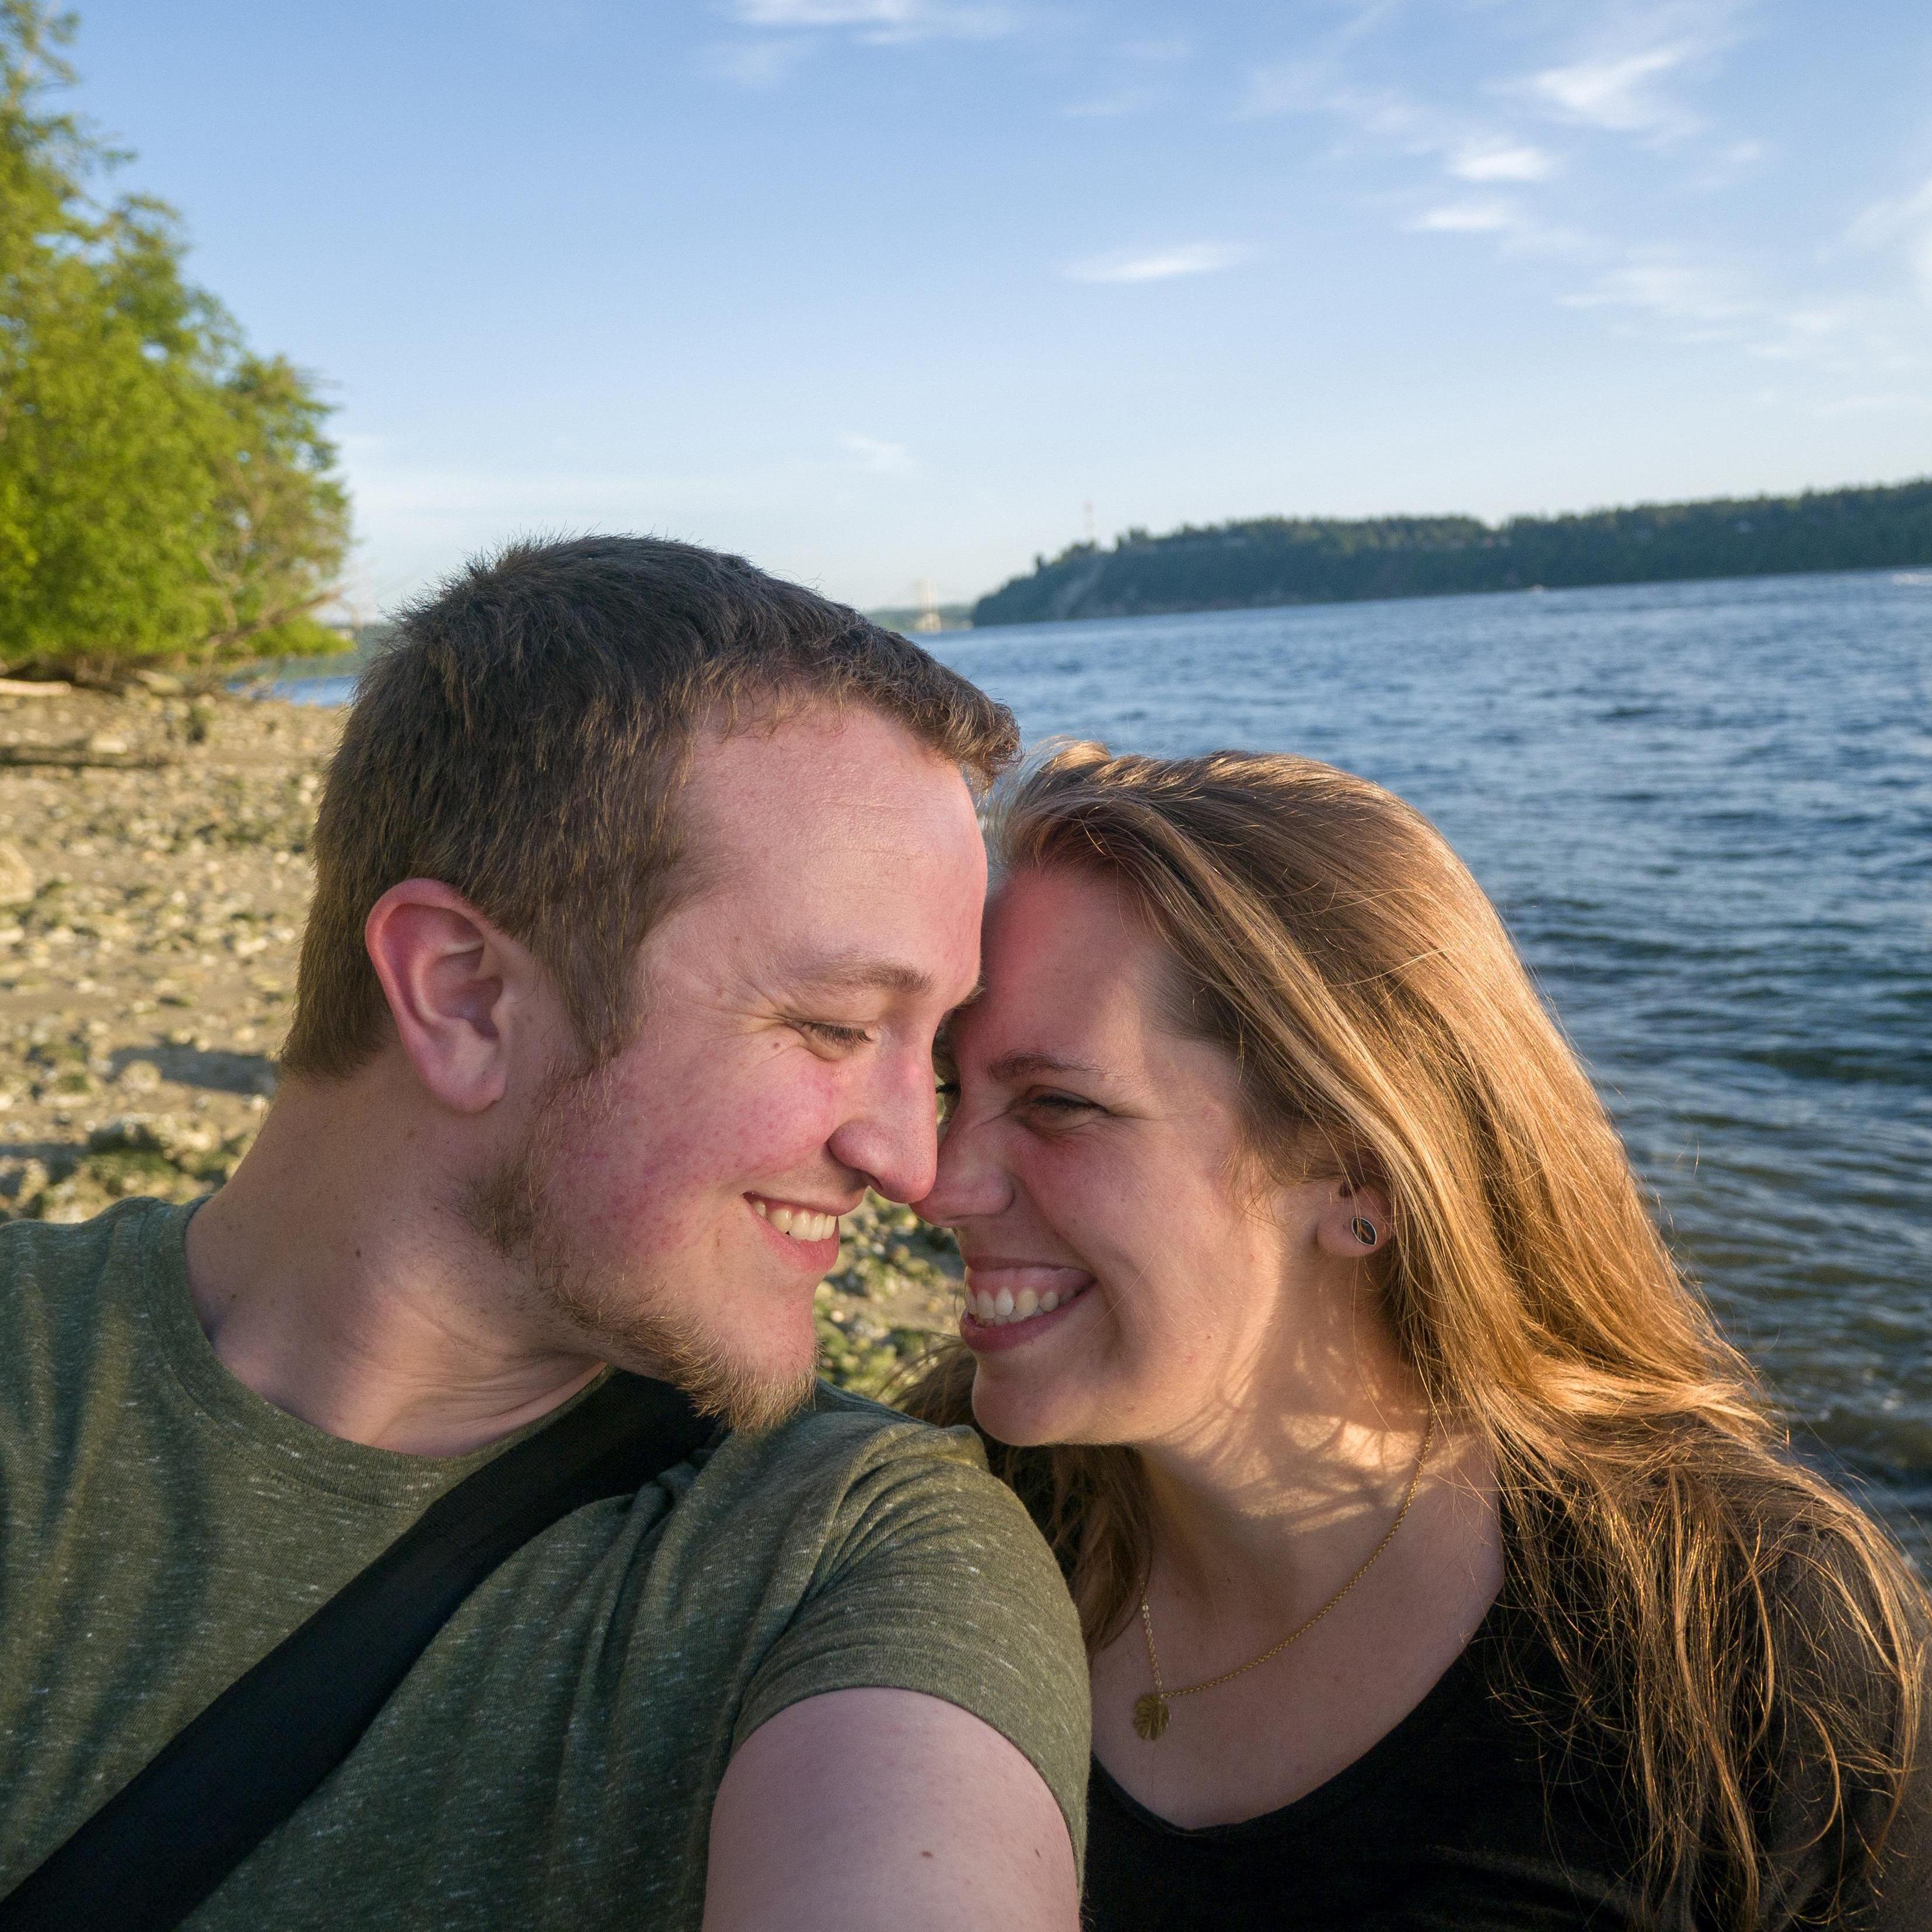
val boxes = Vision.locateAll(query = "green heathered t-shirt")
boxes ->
[0,1199,1090,1927]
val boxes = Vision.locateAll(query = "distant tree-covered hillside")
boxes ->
[970,480,1932,627]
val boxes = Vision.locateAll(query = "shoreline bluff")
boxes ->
[0,686,959,1398]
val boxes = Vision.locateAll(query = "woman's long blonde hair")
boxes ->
[904,742,1926,1928]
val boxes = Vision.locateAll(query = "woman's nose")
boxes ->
[913,1108,1012,1227]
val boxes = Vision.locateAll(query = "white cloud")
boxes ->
[1449,139,1556,183]
[1562,258,1751,331]
[1531,44,1693,132]
[1523,3,1754,140]
[725,0,1016,43]
[1231,1,1921,406]
[1411,201,1517,234]
[1849,177,1932,304]
[841,433,917,475]
[1064,242,1252,284]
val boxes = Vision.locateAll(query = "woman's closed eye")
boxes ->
[1019,1088,1103,1124]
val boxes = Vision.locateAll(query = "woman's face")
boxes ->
[918,866,1365,1451]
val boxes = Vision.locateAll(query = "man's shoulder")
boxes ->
[668,1381,1091,1864]
[1,1194,163,1264]
[703,1378,993,1507]
[0,1196,172,1330]
[670,1376,1060,1587]
[0,1197,184,1459]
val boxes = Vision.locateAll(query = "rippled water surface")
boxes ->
[931,572,1931,1563]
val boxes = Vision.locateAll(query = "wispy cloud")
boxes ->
[1236,7,1913,364]
[1531,44,1696,134]
[1064,242,1252,284]
[725,0,1017,43]
[841,432,917,475]
[1562,257,1752,333]
[1242,63,1557,195]
[1521,3,1753,141]
[1410,201,1518,235]
[1849,177,1932,304]
[1449,139,1556,184]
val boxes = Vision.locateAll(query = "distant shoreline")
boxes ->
[972,478,1932,628]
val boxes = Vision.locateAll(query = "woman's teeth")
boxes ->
[968,1283,1081,1327]
[750,1200,840,1242]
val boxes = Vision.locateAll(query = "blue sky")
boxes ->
[60,1,1932,612]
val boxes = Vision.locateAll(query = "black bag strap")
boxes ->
[0,1369,716,1932]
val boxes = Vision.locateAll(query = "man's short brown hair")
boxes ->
[281,535,1018,1081]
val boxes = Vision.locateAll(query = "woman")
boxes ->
[906,743,1929,1931]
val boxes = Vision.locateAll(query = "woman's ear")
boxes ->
[1315,1178,1395,1259]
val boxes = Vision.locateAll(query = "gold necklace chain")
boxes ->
[1132,1413,1435,1742]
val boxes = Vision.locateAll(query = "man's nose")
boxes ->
[826,1050,944,1205]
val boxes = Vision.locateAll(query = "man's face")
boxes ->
[499,703,986,1426]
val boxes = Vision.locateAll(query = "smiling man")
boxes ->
[0,539,1088,1930]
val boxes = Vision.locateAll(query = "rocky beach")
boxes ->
[0,683,960,1398]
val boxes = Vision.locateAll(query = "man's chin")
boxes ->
[666,1348,819,1435]
[474,1121,823,1434]
[589,1308,820,1435]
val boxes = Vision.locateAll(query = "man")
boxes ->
[0,538,1088,1928]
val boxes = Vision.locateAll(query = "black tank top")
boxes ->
[1081,1601,1931,1930]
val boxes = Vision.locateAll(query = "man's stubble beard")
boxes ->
[462,1062,819,1435]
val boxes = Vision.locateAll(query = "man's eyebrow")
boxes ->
[787,954,938,998]
[987,1050,1108,1083]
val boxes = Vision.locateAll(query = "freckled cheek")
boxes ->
[1025,1146,1179,1280]
[563,1067,846,1240]
[1032,1155,1232,1367]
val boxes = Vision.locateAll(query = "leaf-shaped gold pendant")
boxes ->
[1132,1692,1170,1742]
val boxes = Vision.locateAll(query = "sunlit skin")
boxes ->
[518,704,993,1402]
[188,704,988,1452]
[918,866,1503,1828]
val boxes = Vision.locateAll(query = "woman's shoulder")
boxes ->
[1756,1519,1932,1926]
[1524,1471,1932,1927]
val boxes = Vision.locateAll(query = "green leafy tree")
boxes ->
[197,354,351,661]
[0,2,350,675]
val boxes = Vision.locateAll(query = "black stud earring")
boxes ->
[1350,1215,1378,1246]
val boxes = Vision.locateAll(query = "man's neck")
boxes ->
[184,1077,606,1458]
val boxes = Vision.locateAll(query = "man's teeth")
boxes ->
[750,1200,840,1242]
[968,1283,1077,1326]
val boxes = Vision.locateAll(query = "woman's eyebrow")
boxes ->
[987,1050,1107,1083]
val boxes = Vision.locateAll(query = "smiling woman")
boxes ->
[907,741,1932,1931]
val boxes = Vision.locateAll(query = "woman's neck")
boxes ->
[1136,1375,1439,1620]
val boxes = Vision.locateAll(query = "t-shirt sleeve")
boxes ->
[731,1421,1092,1865]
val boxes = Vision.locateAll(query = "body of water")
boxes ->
[280,569,1932,1561]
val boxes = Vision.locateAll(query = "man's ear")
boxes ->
[364,880,545,1114]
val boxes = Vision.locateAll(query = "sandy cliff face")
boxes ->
[0,687,958,1396]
